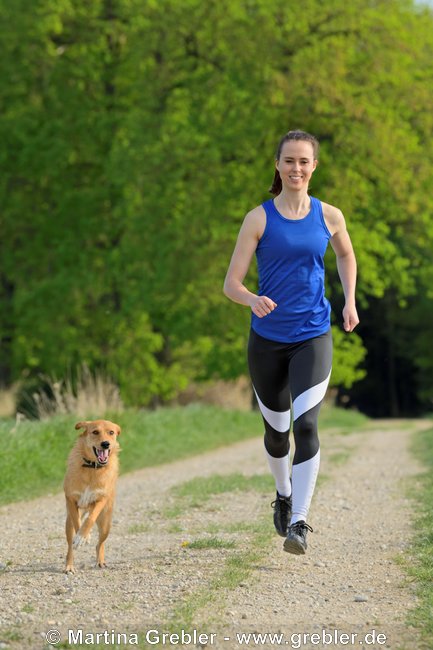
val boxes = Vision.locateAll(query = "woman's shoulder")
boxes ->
[318,200,346,236]
[244,203,267,226]
[241,203,267,239]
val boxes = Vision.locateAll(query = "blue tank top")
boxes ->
[251,196,331,343]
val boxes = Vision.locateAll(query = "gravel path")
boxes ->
[0,419,428,649]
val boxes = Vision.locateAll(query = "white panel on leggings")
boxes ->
[265,451,291,497]
[292,369,332,421]
[291,449,320,523]
[253,387,291,433]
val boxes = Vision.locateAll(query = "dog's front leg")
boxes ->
[65,497,81,573]
[95,501,113,568]
[73,498,108,548]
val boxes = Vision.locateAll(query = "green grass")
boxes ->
[328,450,352,466]
[185,537,236,550]
[166,472,273,517]
[175,472,273,498]
[128,523,151,534]
[0,628,23,644]
[205,521,256,535]
[319,402,369,431]
[0,404,368,507]
[407,426,433,646]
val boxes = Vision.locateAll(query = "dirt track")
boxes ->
[0,419,428,649]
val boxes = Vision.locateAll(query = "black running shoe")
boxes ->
[271,491,292,537]
[283,520,313,555]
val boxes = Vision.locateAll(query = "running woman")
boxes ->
[223,130,359,554]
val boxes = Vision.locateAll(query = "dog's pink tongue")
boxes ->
[98,449,109,462]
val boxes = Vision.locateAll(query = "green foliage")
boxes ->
[106,312,189,406]
[1,0,433,408]
[330,326,366,388]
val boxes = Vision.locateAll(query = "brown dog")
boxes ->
[63,419,121,574]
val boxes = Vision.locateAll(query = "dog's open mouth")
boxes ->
[93,447,110,465]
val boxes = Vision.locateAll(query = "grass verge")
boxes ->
[319,404,368,431]
[0,404,367,507]
[0,406,261,506]
[407,425,433,647]
[166,472,273,518]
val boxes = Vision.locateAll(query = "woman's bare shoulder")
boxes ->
[245,203,266,221]
[321,201,346,236]
[241,203,267,236]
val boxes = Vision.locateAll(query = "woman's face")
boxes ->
[276,140,317,192]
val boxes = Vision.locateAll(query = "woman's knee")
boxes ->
[264,429,289,458]
[293,415,319,462]
[294,414,317,439]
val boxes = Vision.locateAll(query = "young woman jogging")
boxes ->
[223,130,359,554]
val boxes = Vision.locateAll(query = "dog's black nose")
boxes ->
[101,441,110,449]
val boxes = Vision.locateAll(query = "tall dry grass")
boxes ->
[19,365,124,420]
[0,384,19,418]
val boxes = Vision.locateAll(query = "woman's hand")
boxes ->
[249,295,277,318]
[342,302,359,332]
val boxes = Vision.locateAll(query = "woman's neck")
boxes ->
[274,189,311,220]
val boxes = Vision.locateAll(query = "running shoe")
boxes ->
[283,520,313,555]
[271,491,292,537]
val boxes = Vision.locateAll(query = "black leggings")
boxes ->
[248,328,333,465]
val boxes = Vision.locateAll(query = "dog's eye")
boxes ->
[109,430,115,436]
[92,430,99,435]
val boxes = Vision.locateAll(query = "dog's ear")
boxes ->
[75,421,89,432]
[115,424,121,436]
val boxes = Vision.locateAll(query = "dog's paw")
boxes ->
[73,532,89,548]
[65,565,76,574]
[96,562,107,569]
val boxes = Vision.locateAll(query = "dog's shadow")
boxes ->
[3,554,156,576]
[2,564,66,575]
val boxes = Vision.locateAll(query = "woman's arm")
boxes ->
[223,206,277,319]
[323,204,359,333]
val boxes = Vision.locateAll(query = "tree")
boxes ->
[1,0,433,412]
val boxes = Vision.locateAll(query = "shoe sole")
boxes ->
[283,538,307,555]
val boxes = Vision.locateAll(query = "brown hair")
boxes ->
[269,130,320,195]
